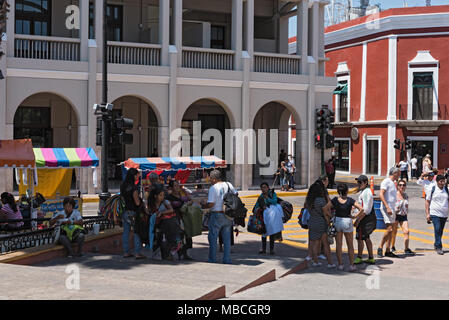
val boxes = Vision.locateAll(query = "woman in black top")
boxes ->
[330,184,364,271]
[120,168,146,259]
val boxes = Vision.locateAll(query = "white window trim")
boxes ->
[407,51,439,121]
[406,136,438,169]
[335,137,351,174]
[363,135,382,177]
[334,62,350,123]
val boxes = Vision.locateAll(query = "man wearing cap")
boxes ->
[377,167,400,258]
[353,175,377,264]
[417,171,436,198]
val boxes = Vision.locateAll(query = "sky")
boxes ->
[289,0,449,37]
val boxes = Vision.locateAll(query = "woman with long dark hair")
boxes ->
[0,192,24,230]
[120,168,146,259]
[148,184,183,261]
[167,180,194,260]
[305,181,335,268]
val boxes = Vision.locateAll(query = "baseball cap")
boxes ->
[355,175,369,183]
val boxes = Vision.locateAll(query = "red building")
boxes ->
[323,5,449,177]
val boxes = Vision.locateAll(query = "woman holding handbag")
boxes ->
[391,180,414,255]
[253,182,283,255]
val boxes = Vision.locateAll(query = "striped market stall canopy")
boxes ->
[123,156,226,171]
[33,148,99,168]
[0,139,35,168]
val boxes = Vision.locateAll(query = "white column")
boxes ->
[245,0,254,59]
[241,51,251,190]
[202,22,211,48]
[232,0,243,70]
[297,0,308,74]
[174,0,183,66]
[159,0,170,66]
[307,58,317,186]
[87,40,98,194]
[80,0,89,61]
[387,36,397,171]
[359,42,367,122]
[311,1,319,76]
[95,0,103,62]
[168,45,178,153]
[6,0,15,57]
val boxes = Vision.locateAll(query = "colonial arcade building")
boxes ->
[0,0,335,193]
[325,5,449,177]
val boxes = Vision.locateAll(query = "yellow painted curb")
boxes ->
[241,187,358,198]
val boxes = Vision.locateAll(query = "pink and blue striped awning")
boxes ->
[33,148,99,168]
[123,156,226,171]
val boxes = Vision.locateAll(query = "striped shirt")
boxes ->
[0,204,24,228]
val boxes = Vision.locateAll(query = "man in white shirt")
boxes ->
[410,156,418,180]
[202,169,236,264]
[377,167,400,258]
[398,159,409,182]
[50,197,84,258]
[425,175,449,255]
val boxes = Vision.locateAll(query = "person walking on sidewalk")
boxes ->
[330,184,364,271]
[391,180,415,255]
[425,174,449,255]
[201,169,236,264]
[398,158,409,182]
[417,171,436,198]
[410,155,418,181]
[353,175,377,265]
[377,167,400,258]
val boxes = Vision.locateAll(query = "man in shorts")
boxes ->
[377,167,400,258]
[354,175,377,264]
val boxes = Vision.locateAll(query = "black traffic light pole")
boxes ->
[99,0,111,209]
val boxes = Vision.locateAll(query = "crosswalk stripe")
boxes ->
[373,230,449,248]
[408,228,449,241]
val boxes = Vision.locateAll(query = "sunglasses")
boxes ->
[398,184,406,187]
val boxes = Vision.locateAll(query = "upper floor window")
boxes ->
[106,4,123,41]
[15,0,51,36]
[211,25,225,49]
[412,72,433,120]
[334,81,348,122]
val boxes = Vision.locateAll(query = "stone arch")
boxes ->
[13,92,80,147]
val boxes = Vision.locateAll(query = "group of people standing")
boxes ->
[304,175,377,270]
[276,150,296,191]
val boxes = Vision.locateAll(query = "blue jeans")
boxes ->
[122,210,142,255]
[208,212,233,264]
[430,215,447,249]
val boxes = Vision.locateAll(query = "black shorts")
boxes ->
[356,213,377,241]
[396,214,408,222]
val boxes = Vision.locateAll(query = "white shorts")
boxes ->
[380,207,396,224]
[334,217,354,233]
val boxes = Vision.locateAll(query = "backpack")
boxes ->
[298,207,310,229]
[60,224,86,242]
[223,182,248,219]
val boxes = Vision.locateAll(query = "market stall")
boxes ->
[122,156,227,200]
[18,147,99,218]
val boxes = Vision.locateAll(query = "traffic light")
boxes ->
[325,134,335,149]
[315,132,323,149]
[324,109,335,131]
[405,139,412,150]
[96,117,102,146]
[115,117,134,145]
[316,108,325,131]
[394,139,401,150]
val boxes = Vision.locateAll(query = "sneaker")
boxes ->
[305,256,312,261]
[404,248,415,255]
[353,257,364,265]
[385,251,399,258]
[311,262,322,267]
[327,264,336,269]
[363,258,376,264]
[391,246,396,252]
[436,248,444,255]
[318,254,327,260]
[349,265,357,272]
[337,265,345,271]
[377,248,383,258]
